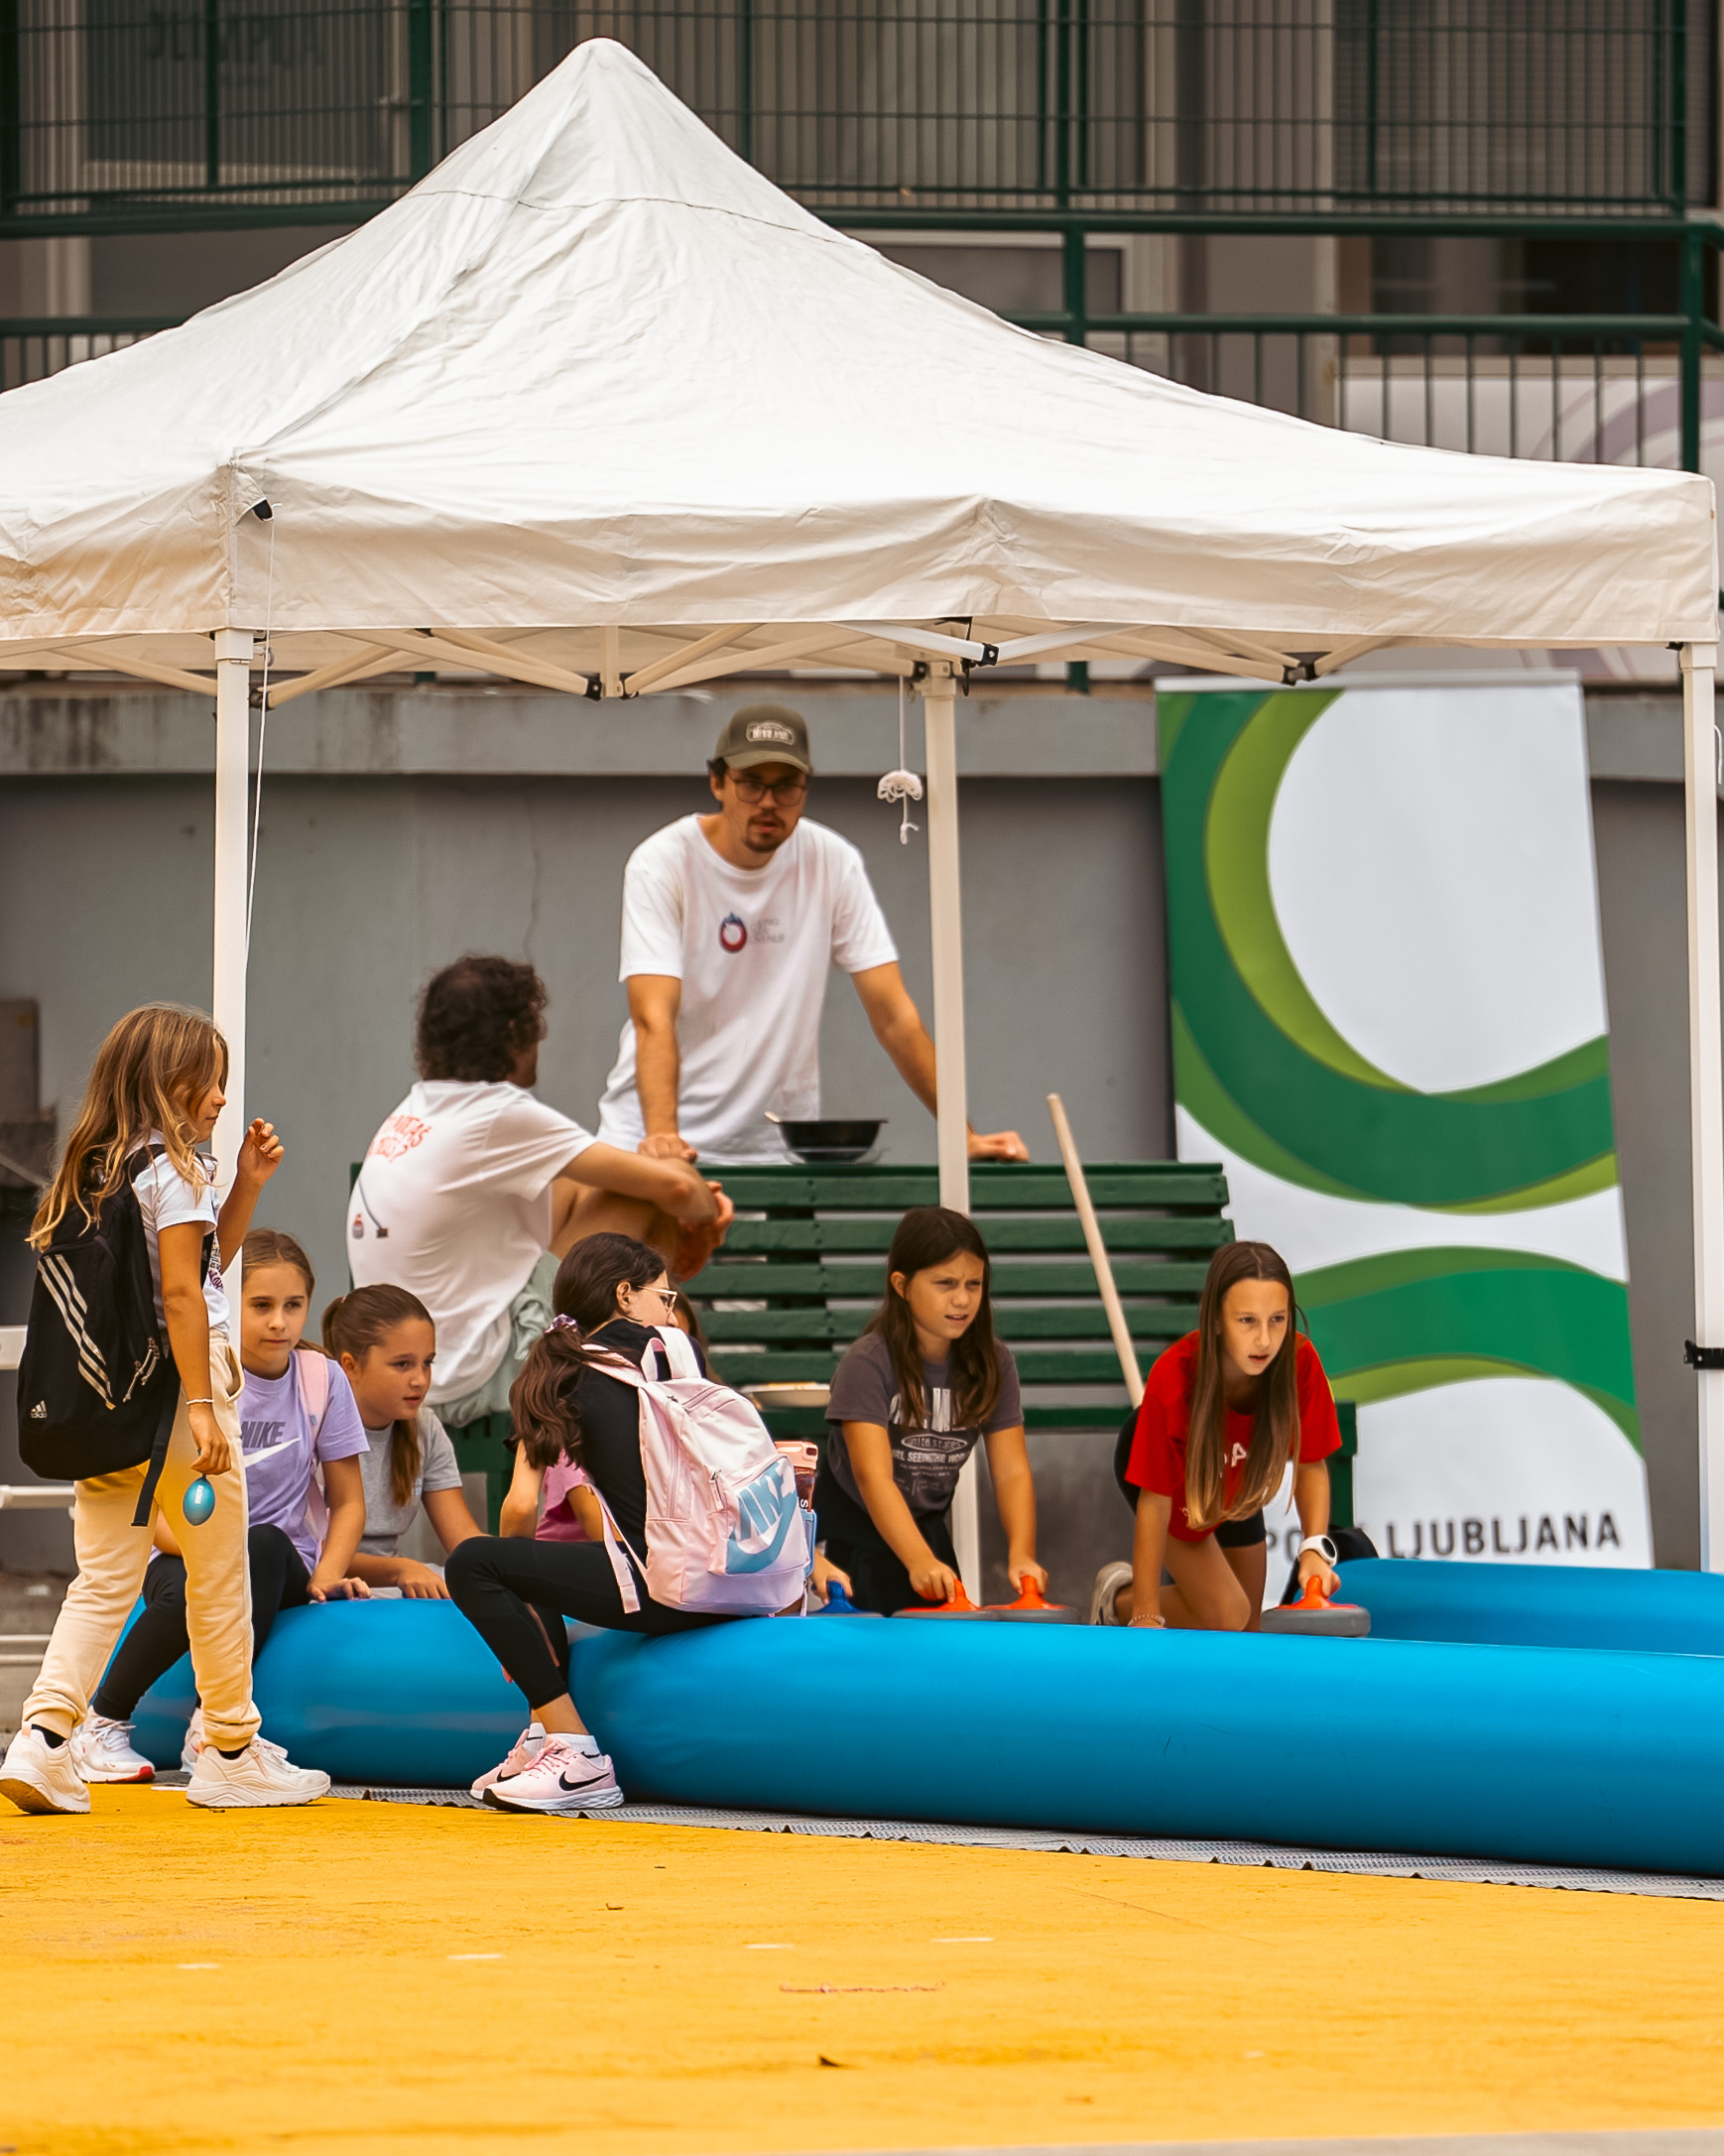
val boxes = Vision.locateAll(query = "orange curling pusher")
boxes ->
[984,1578,1079,1624]
[1260,1572,1371,1638]
[891,1579,993,1618]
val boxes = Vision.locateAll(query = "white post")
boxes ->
[1682,641,1724,1571]
[920,661,980,1595]
[211,630,253,1215]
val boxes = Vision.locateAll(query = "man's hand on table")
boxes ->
[968,1129,1031,1163]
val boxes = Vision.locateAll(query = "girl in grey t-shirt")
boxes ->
[322,1285,484,1597]
[816,1205,1047,1613]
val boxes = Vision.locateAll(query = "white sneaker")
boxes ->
[1089,1560,1134,1626]
[471,1721,546,1797]
[185,1739,330,1810]
[182,1708,286,1771]
[71,1713,155,1784]
[482,1733,624,1815]
[0,1725,91,1816]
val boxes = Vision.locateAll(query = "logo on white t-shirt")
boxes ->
[368,1113,431,1161]
[719,912,748,953]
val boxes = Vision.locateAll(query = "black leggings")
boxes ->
[812,1462,960,1615]
[93,1524,310,1721]
[444,1536,720,1714]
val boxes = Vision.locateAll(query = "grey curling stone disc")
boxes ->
[1260,1602,1371,1638]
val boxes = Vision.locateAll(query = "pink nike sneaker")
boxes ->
[470,1722,547,1798]
[482,1733,624,1815]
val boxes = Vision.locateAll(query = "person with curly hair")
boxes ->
[348,955,730,1437]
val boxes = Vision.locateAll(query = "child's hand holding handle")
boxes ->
[187,1401,231,1477]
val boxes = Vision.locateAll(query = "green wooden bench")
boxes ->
[445,1157,1356,1536]
[696,1158,1230,1416]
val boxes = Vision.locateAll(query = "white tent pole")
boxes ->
[1682,640,1724,1571]
[211,629,253,1225]
[920,659,979,1596]
[922,662,970,1214]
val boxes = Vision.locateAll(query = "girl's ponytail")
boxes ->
[511,1323,600,1470]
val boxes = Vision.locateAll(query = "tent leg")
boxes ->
[920,660,980,1596]
[211,630,253,1239]
[1682,640,1724,1571]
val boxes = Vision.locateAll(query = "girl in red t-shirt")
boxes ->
[1105,1240,1341,1630]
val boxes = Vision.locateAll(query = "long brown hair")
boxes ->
[511,1233,666,1470]
[864,1207,1002,1432]
[321,1283,433,1509]
[1183,1239,1301,1532]
[31,1004,226,1248]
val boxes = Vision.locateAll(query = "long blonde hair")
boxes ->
[1183,1240,1301,1532]
[30,1004,226,1249]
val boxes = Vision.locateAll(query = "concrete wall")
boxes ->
[1,679,1717,1593]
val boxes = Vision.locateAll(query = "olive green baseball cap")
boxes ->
[715,703,812,774]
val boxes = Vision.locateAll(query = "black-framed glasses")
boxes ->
[730,773,808,806]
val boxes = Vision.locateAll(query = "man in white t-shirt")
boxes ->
[351,956,727,1429]
[595,704,1028,1167]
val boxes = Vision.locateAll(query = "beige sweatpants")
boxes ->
[25,1343,260,1752]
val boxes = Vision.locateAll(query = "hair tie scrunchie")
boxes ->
[548,1314,581,1334]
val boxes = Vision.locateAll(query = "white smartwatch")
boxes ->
[1298,1533,1339,1565]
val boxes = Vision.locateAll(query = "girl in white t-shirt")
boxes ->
[323,1285,484,1596]
[1,1002,329,1816]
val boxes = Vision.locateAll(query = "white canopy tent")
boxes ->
[1,39,1720,1563]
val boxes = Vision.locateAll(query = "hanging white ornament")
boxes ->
[878,679,924,843]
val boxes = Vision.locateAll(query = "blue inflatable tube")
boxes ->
[133,1600,528,1787]
[136,1598,1724,1874]
[1337,1556,1724,1654]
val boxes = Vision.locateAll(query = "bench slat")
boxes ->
[715,1214,1232,1255]
[700,1258,1208,1298]
[714,1167,1230,1208]
[703,1302,1201,1342]
[709,1342,1189,1386]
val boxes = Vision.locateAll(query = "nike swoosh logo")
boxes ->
[558,1770,605,1792]
[726,1492,800,1575]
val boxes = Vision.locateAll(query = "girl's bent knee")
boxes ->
[247,1522,299,1561]
[443,1536,494,1599]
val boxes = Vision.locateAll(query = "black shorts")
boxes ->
[1213,1509,1266,1549]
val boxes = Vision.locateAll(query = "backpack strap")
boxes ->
[295,1348,331,1435]
[294,1349,334,1547]
[653,1324,701,1380]
[129,1382,181,1529]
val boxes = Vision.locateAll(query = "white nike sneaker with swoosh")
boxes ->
[482,1734,624,1815]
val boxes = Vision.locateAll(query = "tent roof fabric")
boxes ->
[0,39,1714,665]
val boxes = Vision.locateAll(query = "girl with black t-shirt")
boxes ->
[445,1232,721,1816]
[816,1205,1047,1613]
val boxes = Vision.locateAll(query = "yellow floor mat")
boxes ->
[3,1785,1724,2156]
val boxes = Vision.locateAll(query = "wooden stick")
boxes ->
[1047,1092,1144,1407]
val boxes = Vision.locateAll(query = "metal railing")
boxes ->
[0,1,1704,234]
[11,256,1724,479]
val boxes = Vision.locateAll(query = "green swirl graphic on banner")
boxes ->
[1161,689,1618,1211]
[1160,686,1639,1451]
[1296,1248,1639,1449]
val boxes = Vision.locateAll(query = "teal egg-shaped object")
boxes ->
[182,1475,215,1527]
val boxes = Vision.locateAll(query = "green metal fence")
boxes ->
[0,1,1703,234]
[10,218,1723,473]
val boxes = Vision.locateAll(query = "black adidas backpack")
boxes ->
[16,1147,191,1523]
